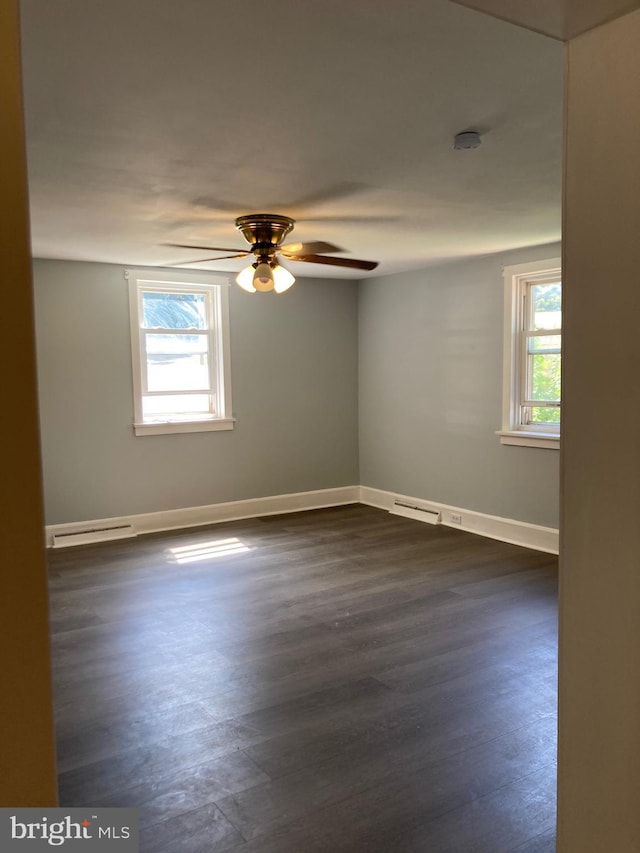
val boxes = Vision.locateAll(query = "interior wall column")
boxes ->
[0,0,58,805]
[558,8,640,850]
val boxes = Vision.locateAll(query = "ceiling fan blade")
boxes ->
[282,253,378,271]
[163,242,248,254]
[166,253,249,266]
[280,240,344,255]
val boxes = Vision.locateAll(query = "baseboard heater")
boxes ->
[390,499,441,525]
[51,523,137,549]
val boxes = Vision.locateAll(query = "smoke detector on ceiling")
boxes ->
[453,131,481,150]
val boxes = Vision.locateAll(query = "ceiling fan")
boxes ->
[164,213,378,293]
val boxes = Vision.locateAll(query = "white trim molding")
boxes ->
[496,430,559,450]
[46,485,558,555]
[359,486,559,554]
[45,486,360,548]
[133,417,235,436]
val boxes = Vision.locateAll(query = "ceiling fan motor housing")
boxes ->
[235,214,295,253]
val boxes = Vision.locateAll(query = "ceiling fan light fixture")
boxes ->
[235,260,295,294]
[177,212,376,294]
[273,264,295,294]
[235,264,257,292]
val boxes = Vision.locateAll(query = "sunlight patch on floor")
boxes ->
[168,537,251,564]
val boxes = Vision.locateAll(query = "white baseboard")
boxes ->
[359,486,559,554]
[45,486,360,548]
[45,484,558,555]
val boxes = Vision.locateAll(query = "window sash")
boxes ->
[141,393,216,420]
[521,282,561,420]
[520,277,561,421]
[140,328,214,396]
[521,329,561,409]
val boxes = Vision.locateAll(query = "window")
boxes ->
[498,258,561,449]
[127,269,233,436]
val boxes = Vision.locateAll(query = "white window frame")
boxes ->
[126,268,234,436]
[497,258,561,450]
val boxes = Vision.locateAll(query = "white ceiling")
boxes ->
[19,0,564,279]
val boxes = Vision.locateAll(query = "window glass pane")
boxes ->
[531,282,561,330]
[142,394,213,421]
[142,291,207,329]
[145,334,209,392]
[528,334,561,353]
[529,352,561,402]
[528,406,561,425]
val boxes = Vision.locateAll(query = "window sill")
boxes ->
[134,418,235,436]
[496,430,560,450]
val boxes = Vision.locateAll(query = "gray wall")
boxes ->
[33,260,359,524]
[358,243,561,528]
[34,244,562,530]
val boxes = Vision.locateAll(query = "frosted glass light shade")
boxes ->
[235,265,257,292]
[253,262,274,292]
[273,264,295,293]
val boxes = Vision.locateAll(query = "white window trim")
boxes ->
[498,258,561,450]
[126,268,234,436]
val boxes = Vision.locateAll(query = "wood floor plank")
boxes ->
[216,719,556,852]
[48,504,558,851]
[139,801,244,853]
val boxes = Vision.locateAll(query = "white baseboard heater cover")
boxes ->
[390,499,441,525]
[51,523,137,548]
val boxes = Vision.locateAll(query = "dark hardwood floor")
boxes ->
[48,504,558,852]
